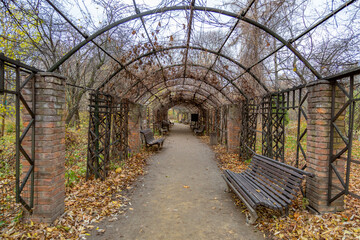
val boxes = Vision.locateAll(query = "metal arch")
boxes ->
[135,78,233,104]
[132,72,234,103]
[98,45,264,96]
[193,0,257,100]
[234,0,356,83]
[146,88,219,107]
[132,0,168,87]
[138,83,224,106]
[146,89,219,108]
[46,4,342,81]
[150,98,215,112]
[156,101,205,114]
[183,0,196,85]
[154,98,210,112]
[120,62,248,100]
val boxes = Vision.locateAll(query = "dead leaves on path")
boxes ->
[1,150,153,239]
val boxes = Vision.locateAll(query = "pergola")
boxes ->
[0,0,359,223]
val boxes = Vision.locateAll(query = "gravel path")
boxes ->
[88,123,264,240]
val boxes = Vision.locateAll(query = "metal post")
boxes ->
[328,81,336,205]
[15,66,20,203]
[296,88,302,168]
[345,76,354,194]
[30,73,35,208]
[94,94,100,179]
[0,58,4,94]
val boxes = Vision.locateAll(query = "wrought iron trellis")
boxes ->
[239,99,258,160]
[271,93,286,162]
[261,95,272,158]
[0,54,38,212]
[240,85,308,167]
[87,92,112,180]
[328,68,360,204]
[111,99,129,162]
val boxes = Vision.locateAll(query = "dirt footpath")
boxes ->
[88,123,264,240]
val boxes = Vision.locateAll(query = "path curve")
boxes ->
[89,123,263,240]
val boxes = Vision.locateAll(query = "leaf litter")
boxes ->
[199,135,360,240]
[0,150,153,239]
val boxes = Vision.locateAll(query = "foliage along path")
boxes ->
[88,123,263,240]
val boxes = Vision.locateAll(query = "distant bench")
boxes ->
[223,154,314,224]
[140,129,165,150]
[193,125,205,135]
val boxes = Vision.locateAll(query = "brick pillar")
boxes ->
[22,72,66,223]
[140,105,147,130]
[227,104,241,153]
[128,102,142,153]
[306,80,346,213]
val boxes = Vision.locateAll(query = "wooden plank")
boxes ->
[247,170,298,198]
[243,172,292,206]
[252,158,302,183]
[228,171,274,208]
[240,173,285,209]
[250,164,300,190]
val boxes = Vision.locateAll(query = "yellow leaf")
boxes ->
[183,185,190,189]
[115,167,122,173]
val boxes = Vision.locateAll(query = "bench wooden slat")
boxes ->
[250,164,300,191]
[246,170,298,199]
[242,172,290,207]
[224,170,258,207]
[252,157,303,184]
[227,171,270,209]
[223,154,313,224]
[237,173,283,209]
[140,129,165,149]
[250,159,301,187]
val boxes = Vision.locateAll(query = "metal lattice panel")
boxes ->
[0,54,38,212]
[261,96,272,158]
[328,72,360,204]
[112,99,129,162]
[296,89,308,169]
[239,99,258,160]
[87,93,112,180]
[271,94,286,162]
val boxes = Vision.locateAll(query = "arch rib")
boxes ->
[147,89,218,107]
[120,63,247,100]
[138,83,224,106]
[135,77,233,104]
[131,65,235,103]
[48,5,338,81]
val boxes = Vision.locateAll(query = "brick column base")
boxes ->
[22,72,66,223]
[227,104,241,153]
[306,80,345,213]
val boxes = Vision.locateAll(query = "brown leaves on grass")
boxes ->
[1,150,153,239]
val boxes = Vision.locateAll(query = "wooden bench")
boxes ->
[194,125,205,135]
[140,129,165,150]
[223,154,314,224]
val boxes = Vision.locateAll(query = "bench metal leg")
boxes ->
[222,175,258,225]
[246,208,258,225]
